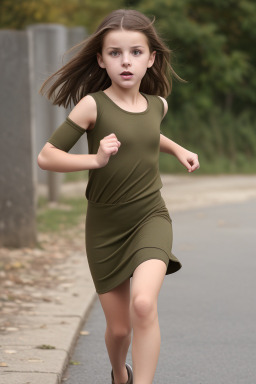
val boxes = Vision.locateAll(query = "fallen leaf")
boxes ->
[11,261,24,269]
[28,358,44,363]
[6,327,18,332]
[60,283,74,288]
[69,360,81,365]
[80,330,90,336]
[36,344,56,350]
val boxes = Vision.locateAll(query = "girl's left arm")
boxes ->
[159,96,200,173]
[160,134,199,173]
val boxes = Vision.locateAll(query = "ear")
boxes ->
[97,53,106,68]
[147,51,156,68]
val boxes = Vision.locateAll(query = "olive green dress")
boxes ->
[48,91,181,294]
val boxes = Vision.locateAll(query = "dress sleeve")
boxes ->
[48,117,86,152]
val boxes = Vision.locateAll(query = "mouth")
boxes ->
[120,71,133,79]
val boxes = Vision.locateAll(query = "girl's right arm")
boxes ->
[38,96,121,172]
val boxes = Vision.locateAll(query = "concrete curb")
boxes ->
[0,253,97,384]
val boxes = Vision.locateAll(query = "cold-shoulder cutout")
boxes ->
[68,95,97,130]
[157,96,168,118]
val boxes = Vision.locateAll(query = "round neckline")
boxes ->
[100,90,150,115]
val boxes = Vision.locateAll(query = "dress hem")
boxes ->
[95,247,181,295]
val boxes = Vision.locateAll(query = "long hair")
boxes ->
[40,9,183,108]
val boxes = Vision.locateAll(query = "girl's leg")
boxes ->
[98,278,132,384]
[130,259,167,384]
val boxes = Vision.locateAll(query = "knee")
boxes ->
[131,294,156,324]
[107,324,131,341]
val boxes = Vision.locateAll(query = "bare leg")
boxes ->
[98,279,132,384]
[130,259,167,384]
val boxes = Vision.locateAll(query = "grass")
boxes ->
[64,170,88,182]
[159,152,256,174]
[37,196,87,233]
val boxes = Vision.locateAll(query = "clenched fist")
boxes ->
[96,133,121,168]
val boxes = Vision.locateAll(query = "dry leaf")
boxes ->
[36,344,56,350]
[80,330,90,336]
[28,358,44,363]
[69,360,81,365]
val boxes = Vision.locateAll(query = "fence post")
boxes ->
[0,30,37,247]
[27,24,68,201]
[66,27,88,156]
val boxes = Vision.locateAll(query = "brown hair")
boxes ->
[40,9,183,108]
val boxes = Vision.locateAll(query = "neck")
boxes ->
[105,84,141,105]
[103,84,148,113]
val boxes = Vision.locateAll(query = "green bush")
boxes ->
[160,108,256,174]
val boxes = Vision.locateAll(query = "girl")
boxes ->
[38,9,199,384]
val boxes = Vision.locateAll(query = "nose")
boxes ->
[121,53,131,67]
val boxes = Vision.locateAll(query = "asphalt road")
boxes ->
[62,199,256,384]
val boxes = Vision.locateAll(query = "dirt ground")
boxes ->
[160,174,256,211]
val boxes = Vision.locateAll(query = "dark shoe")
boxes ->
[111,363,133,384]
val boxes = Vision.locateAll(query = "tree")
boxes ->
[138,0,256,115]
[0,0,124,32]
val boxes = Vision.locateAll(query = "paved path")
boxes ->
[62,199,256,384]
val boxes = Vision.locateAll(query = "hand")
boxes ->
[176,148,200,173]
[96,133,121,168]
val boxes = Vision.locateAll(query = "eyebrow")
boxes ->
[106,45,145,50]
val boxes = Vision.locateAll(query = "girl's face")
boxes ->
[97,29,156,90]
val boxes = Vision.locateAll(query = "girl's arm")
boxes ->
[38,96,121,172]
[159,96,200,173]
[160,134,199,173]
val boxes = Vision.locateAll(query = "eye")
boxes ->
[133,49,142,56]
[110,50,120,57]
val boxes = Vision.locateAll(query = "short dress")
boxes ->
[48,91,181,294]
[85,91,181,294]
